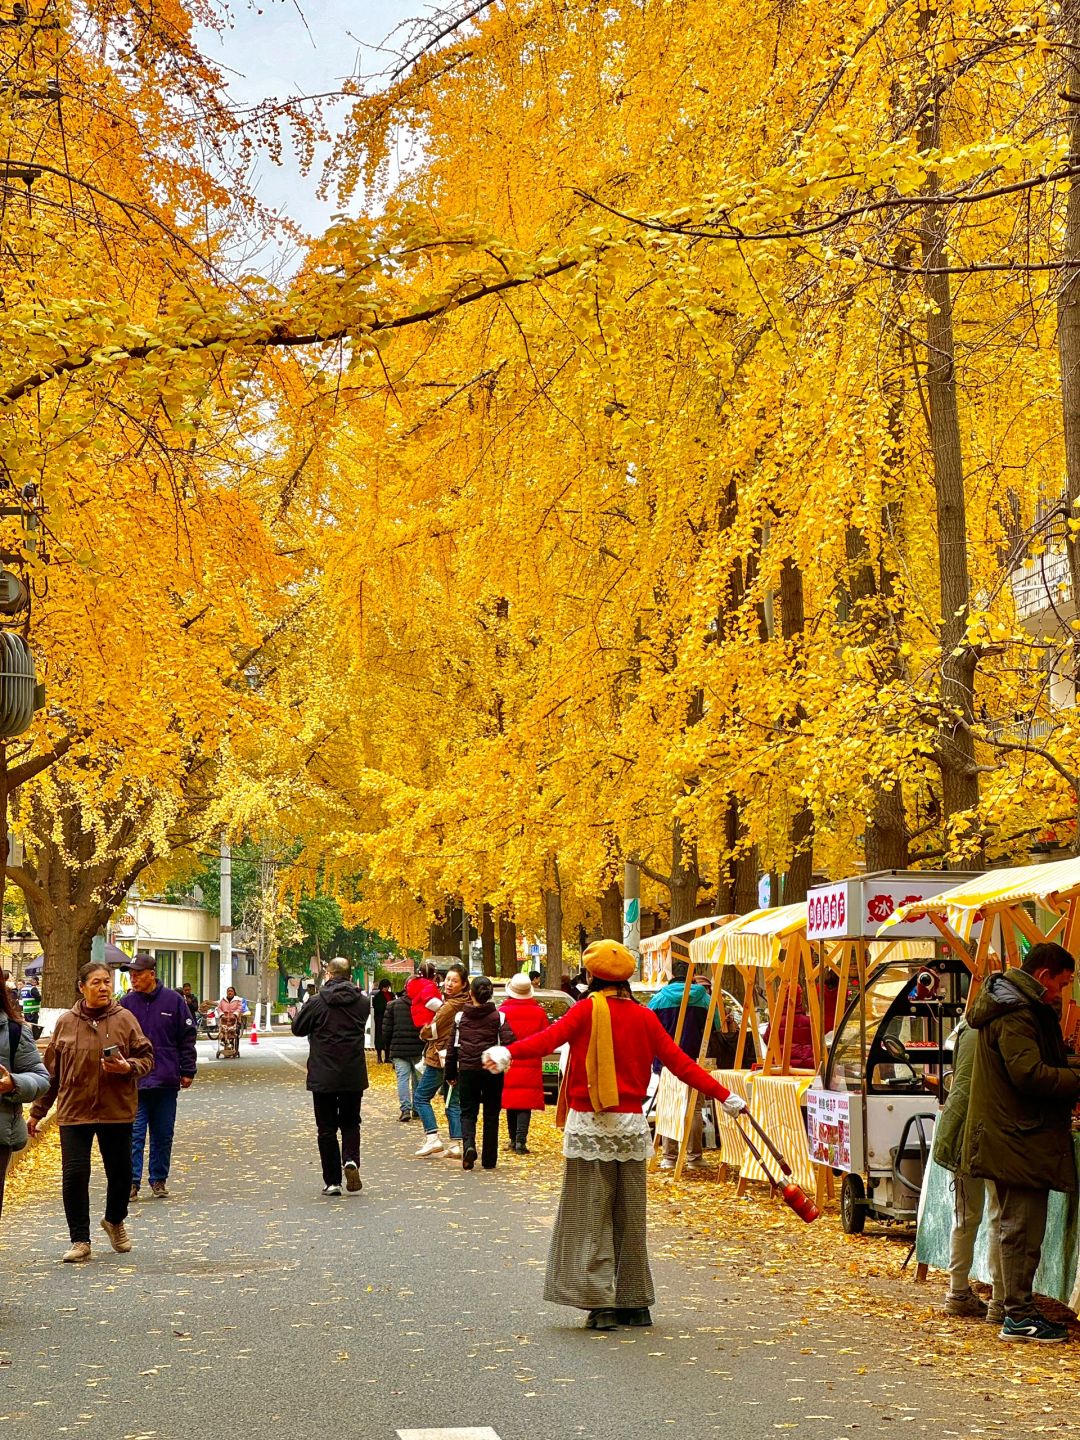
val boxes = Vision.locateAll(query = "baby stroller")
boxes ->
[216,1005,242,1059]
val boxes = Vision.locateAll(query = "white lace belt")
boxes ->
[562,1108,651,1162]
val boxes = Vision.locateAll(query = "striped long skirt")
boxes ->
[543,1156,655,1310]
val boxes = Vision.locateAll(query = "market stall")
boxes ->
[654,904,811,1183]
[639,915,732,986]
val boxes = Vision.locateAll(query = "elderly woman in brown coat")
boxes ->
[30,960,154,1263]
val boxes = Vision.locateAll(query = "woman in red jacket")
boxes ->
[484,939,747,1332]
[498,973,549,1155]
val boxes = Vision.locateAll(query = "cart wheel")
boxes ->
[841,1173,867,1234]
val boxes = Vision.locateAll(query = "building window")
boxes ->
[182,951,203,995]
[246,954,256,976]
[153,949,177,987]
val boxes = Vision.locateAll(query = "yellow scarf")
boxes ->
[586,989,621,1113]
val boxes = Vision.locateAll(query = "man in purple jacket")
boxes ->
[120,954,197,1200]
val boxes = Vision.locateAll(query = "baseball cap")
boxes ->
[123,953,157,972]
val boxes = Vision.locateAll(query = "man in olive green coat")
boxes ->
[962,943,1080,1343]
[932,1018,1004,1319]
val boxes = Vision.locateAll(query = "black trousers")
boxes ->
[506,1109,532,1147]
[457,1070,504,1169]
[0,1145,10,1220]
[59,1123,132,1243]
[312,1092,362,1186]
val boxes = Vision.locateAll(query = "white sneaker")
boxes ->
[445,1143,463,1158]
[322,1184,342,1196]
[658,1158,677,1171]
[416,1135,445,1157]
[344,1162,362,1192]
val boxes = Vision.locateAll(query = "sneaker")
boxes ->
[344,1162,363,1193]
[518,1144,531,1155]
[684,1158,711,1172]
[462,1145,477,1171]
[1000,1313,1069,1344]
[150,1181,169,1199]
[129,1184,140,1202]
[321,1184,343,1196]
[585,1308,618,1331]
[99,1219,132,1254]
[986,1303,1005,1326]
[445,1143,463,1158]
[62,1241,92,1264]
[398,1112,412,1123]
[658,1158,676,1171]
[416,1135,445,1157]
[945,1292,988,1318]
[616,1307,653,1327]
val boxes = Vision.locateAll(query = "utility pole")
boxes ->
[256,854,274,1030]
[219,836,232,1001]
[623,860,641,972]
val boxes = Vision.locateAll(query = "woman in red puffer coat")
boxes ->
[498,974,549,1154]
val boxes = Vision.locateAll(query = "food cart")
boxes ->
[809,871,976,1233]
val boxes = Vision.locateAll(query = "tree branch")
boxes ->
[628,855,673,890]
[0,255,582,410]
[6,735,74,791]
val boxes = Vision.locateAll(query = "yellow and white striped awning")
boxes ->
[689,902,808,970]
[878,858,1080,943]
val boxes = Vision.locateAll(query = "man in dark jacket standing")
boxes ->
[291,957,370,1195]
[371,978,393,1064]
[382,986,423,1121]
[962,943,1080,1343]
[120,954,197,1200]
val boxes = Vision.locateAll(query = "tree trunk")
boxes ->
[785,806,814,904]
[845,514,910,870]
[917,46,981,851]
[460,907,471,970]
[779,556,814,899]
[481,904,496,974]
[33,914,94,1009]
[669,815,700,927]
[544,884,563,987]
[1061,1,1080,608]
[428,907,453,955]
[599,879,622,940]
[497,914,517,977]
[865,782,910,872]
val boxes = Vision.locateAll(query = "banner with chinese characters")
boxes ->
[806,1088,851,1171]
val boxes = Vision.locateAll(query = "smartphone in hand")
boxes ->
[102,1045,119,1059]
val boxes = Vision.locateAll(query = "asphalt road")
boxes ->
[0,1037,969,1440]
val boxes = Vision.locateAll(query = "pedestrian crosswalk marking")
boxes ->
[397,1430,501,1439]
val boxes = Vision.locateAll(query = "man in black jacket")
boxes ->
[962,942,1080,1343]
[382,987,424,1121]
[291,958,370,1195]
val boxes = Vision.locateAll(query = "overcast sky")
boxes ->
[200,0,427,258]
